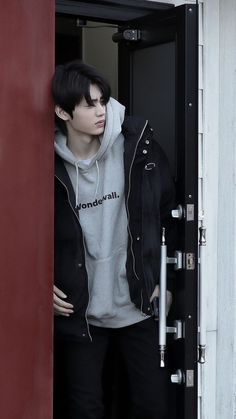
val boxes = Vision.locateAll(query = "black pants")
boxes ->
[54,318,169,419]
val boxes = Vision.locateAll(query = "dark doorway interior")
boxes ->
[55,13,174,418]
[55,2,198,418]
[56,16,83,64]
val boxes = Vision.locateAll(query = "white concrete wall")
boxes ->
[216,1,236,417]
[198,1,236,418]
[199,1,219,417]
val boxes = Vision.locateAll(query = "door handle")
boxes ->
[198,225,207,363]
[159,229,184,367]
[159,227,167,367]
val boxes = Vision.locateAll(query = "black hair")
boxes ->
[52,60,111,134]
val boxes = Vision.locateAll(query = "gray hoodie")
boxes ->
[55,98,147,327]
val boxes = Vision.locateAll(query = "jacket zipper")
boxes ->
[125,120,148,312]
[55,175,92,341]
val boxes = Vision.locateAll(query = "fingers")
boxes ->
[166,290,173,305]
[53,285,74,317]
[53,285,67,298]
[54,297,74,316]
[150,287,173,317]
[166,290,173,315]
[150,285,160,303]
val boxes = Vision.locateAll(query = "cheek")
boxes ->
[75,112,92,127]
[82,109,94,118]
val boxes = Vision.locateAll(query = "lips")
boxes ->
[95,120,105,126]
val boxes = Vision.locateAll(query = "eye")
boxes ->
[85,103,94,108]
[100,99,106,106]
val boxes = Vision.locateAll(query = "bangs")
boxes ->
[56,70,111,114]
[83,81,110,107]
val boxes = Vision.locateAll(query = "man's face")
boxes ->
[67,84,106,138]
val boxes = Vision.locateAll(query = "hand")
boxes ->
[150,285,172,316]
[53,285,74,317]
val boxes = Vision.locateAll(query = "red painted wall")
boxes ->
[0,1,54,418]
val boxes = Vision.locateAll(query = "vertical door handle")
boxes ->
[159,227,167,367]
[198,225,207,363]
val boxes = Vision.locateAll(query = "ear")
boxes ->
[55,105,71,121]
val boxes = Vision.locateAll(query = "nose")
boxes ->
[95,102,106,116]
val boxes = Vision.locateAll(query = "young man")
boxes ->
[53,60,175,419]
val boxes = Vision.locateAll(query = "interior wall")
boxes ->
[82,22,118,98]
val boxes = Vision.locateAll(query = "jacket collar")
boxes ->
[122,116,148,138]
[122,116,152,174]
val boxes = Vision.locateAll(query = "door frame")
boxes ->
[56,0,174,23]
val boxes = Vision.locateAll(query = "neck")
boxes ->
[67,131,100,160]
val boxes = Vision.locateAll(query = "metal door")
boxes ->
[117,5,198,419]
[55,2,199,418]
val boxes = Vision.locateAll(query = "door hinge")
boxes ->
[112,29,141,43]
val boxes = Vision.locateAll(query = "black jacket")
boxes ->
[54,116,175,341]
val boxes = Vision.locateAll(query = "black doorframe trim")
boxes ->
[175,5,198,419]
[56,0,174,24]
[85,0,173,9]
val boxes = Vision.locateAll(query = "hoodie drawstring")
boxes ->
[94,160,100,199]
[75,163,80,208]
